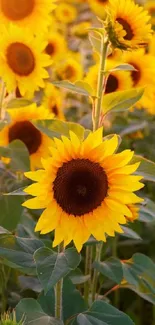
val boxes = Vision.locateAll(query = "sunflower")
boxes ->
[42,83,65,120]
[72,21,91,38]
[126,205,140,222]
[145,0,155,26]
[54,57,83,82]
[88,0,110,19]
[123,49,155,112]
[0,0,55,34]
[0,104,54,170]
[55,3,77,24]
[106,0,152,50]
[45,31,67,61]
[23,128,144,252]
[85,60,132,96]
[0,25,51,97]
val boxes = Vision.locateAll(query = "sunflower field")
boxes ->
[1,0,155,324]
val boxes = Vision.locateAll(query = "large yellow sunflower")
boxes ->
[85,60,132,96]
[42,83,65,120]
[106,0,152,50]
[0,104,54,170]
[45,31,67,61]
[0,0,55,34]
[23,128,144,252]
[123,49,155,113]
[0,25,51,97]
[88,0,110,19]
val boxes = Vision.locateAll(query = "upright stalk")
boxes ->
[55,243,64,320]
[91,34,109,302]
[84,245,93,303]
[93,35,109,131]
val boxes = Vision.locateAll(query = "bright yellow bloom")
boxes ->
[23,128,144,252]
[106,0,152,50]
[0,0,55,34]
[45,31,67,61]
[123,49,155,113]
[85,60,132,96]
[55,3,77,24]
[42,83,65,120]
[88,0,110,19]
[0,104,54,170]
[0,25,51,97]
[145,0,155,26]
[54,57,83,82]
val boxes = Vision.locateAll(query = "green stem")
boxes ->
[0,80,6,120]
[93,36,109,131]
[84,245,93,303]
[112,236,119,307]
[91,243,103,302]
[55,243,64,320]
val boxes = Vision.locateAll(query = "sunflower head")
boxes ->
[145,0,155,26]
[45,31,67,61]
[0,24,51,97]
[42,83,65,120]
[54,57,83,82]
[105,0,152,50]
[88,0,110,19]
[23,128,144,252]
[55,3,77,24]
[0,103,54,170]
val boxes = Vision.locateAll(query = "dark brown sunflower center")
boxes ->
[97,0,108,3]
[1,0,35,20]
[128,62,141,85]
[150,7,155,16]
[105,74,119,94]
[8,120,42,155]
[61,65,75,80]
[52,104,59,116]
[45,43,56,56]
[53,158,108,216]
[116,17,134,40]
[7,42,35,76]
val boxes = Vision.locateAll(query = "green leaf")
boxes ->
[121,253,155,304]
[0,195,24,231]
[0,234,44,275]
[108,64,137,72]
[93,257,123,284]
[0,140,30,172]
[120,226,142,240]
[38,277,86,322]
[16,298,63,325]
[52,80,93,97]
[102,88,144,115]
[139,199,155,222]
[131,155,155,182]
[120,121,147,137]
[34,247,81,293]
[0,226,10,234]
[4,187,26,196]
[7,98,33,109]
[89,34,101,54]
[33,119,85,140]
[69,269,90,285]
[68,301,134,325]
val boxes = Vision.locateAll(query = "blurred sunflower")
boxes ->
[72,21,91,38]
[0,25,51,97]
[45,31,67,61]
[145,0,155,26]
[42,83,65,120]
[85,60,132,96]
[55,3,77,24]
[54,57,83,82]
[23,128,143,252]
[126,205,140,222]
[123,49,155,112]
[0,0,55,34]
[0,104,53,170]
[106,0,152,50]
[88,0,110,19]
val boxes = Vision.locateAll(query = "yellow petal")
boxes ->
[105,197,133,218]
[108,189,144,204]
[22,197,46,209]
[24,170,45,181]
